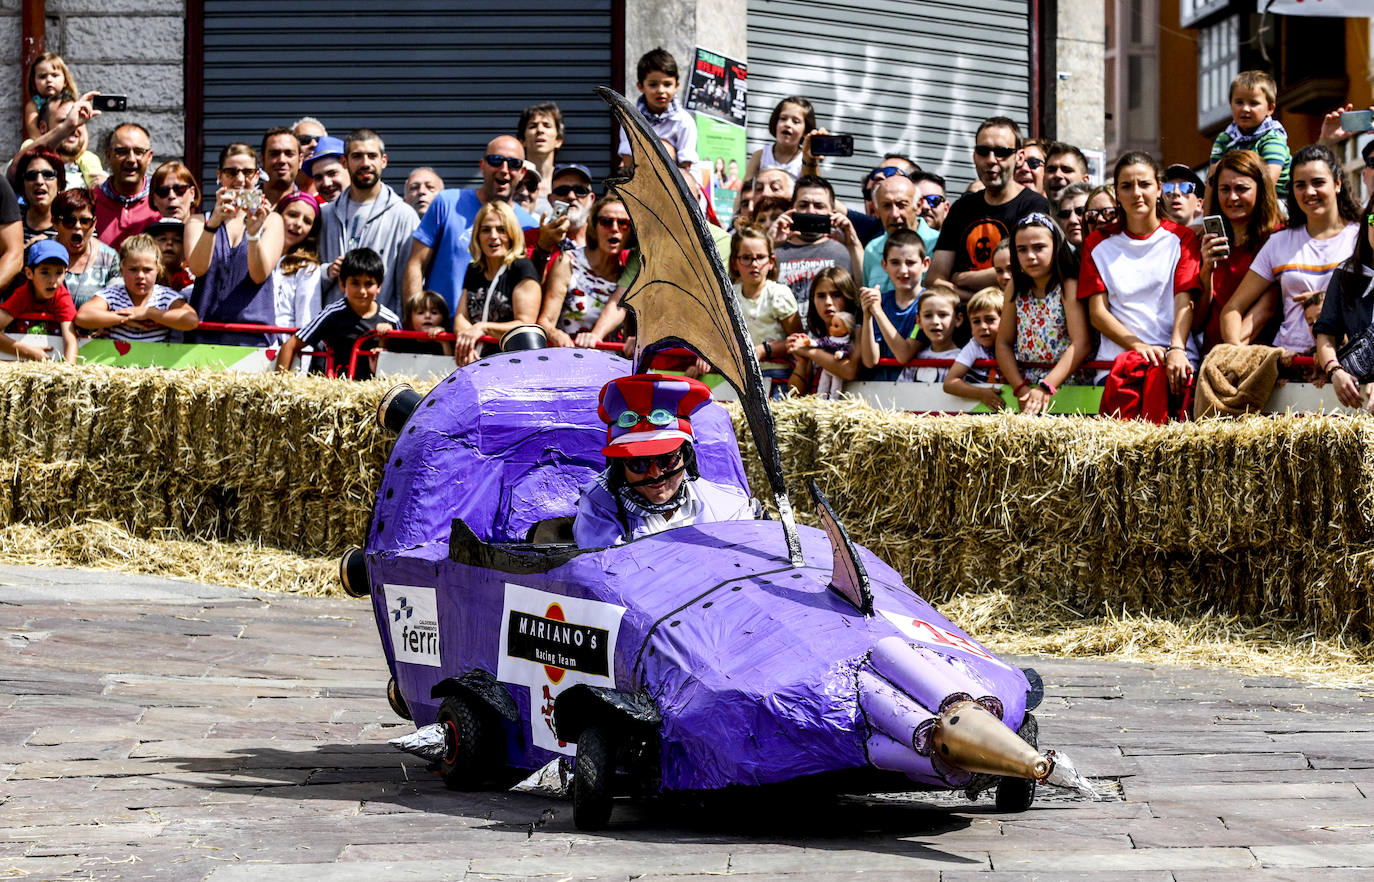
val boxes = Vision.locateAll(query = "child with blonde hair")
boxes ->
[943,287,1004,409]
[24,52,76,141]
[76,235,198,342]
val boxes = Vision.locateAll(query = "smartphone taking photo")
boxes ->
[791,212,832,236]
[809,134,854,157]
[1341,109,1374,134]
[1202,215,1229,258]
[91,94,127,113]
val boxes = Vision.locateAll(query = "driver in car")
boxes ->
[573,373,757,548]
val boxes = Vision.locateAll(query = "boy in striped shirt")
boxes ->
[1208,70,1291,198]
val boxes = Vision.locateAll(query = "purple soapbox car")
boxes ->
[341,346,1088,829]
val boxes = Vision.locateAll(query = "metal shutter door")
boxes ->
[201,1,614,191]
[746,0,1031,202]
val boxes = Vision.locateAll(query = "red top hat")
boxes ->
[597,373,713,457]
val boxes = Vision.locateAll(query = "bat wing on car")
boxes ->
[596,85,801,565]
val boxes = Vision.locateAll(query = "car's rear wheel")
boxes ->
[436,694,500,790]
[573,726,615,830]
[994,711,1038,812]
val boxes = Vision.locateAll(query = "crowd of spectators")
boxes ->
[5,49,1374,415]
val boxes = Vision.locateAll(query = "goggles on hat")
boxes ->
[615,408,676,429]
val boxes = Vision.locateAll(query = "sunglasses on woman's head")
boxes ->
[974,145,1017,159]
[551,184,592,198]
[23,169,57,182]
[624,451,683,474]
[154,183,192,198]
[484,154,523,170]
[597,217,631,230]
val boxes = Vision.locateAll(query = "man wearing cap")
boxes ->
[403,135,540,312]
[318,128,418,314]
[1162,164,1204,231]
[573,374,756,548]
[307,136,349,204]
[0,240,78,363]
[531,163,596,266]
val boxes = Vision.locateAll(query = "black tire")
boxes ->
[436,694,500,790]
[386,677,411,721]
[338,546,370,598]
[994,711,1039,812]
[573,726,615,830]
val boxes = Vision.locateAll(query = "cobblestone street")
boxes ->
[3,564,1373,880]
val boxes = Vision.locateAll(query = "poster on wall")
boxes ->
[685,47,747,228]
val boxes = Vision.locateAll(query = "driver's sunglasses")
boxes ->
[624,451,683,475]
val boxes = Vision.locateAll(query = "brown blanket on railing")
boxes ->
[1193,344,1282,418]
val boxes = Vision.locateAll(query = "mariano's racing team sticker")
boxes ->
[497,583,626,755]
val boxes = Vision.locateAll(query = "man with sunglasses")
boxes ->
[926,116,1053,299]
[292,117,328,196]
[1161,164,1204,231]
[404,135,539,312]
[573,374,755,548]
[93,123,160,250]
[532,164,596,263]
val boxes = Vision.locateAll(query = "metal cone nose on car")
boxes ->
[931,699,1050,780]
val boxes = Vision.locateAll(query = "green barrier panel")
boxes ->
[76,340,261,370]
[971,384,1104,415]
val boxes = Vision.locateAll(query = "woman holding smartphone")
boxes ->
[1195,150,1284,353]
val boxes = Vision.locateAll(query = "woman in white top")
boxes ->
[1077,151,1203,395]
[745,96,814,182]
[1220,144,1360,362]
[539,195,634,346]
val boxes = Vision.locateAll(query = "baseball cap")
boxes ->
[1163,164,1203,189]
[522,160,541,185]
[552,163,593,185]
[26,239,70,268]
[145,217,184,236]
[305,136,345,175]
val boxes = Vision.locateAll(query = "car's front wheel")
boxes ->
[573,726,615,829]
[436,694,501,790]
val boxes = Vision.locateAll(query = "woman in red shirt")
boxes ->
[1196,150,1284,352]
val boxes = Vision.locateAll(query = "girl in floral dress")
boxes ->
[994,213,1093,415]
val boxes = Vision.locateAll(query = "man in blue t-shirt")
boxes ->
[402,135,539,311]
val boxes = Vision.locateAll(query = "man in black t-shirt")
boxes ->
[0,174,22,292]
[927,117,1052,301]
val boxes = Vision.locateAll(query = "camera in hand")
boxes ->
[809,134,854,157]
[1202,215,1229,257]
[92,94,127,113]
[234,189,263,213]
[791,212,832,236]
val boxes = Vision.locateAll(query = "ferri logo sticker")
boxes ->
[498,583,625,755]
[383,584,441,667]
